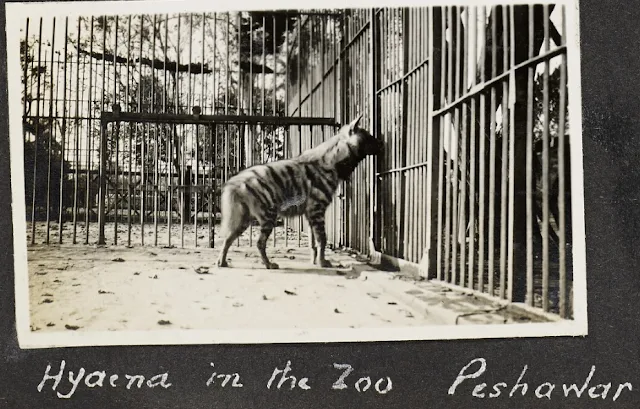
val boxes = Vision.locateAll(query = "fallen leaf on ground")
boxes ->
[334,308,342,314]
[65,324,80,330]
[40,299,54,304]
[112,258,125,262]
[157,320,172,326]
[284,289,297,296]
[194,266,210,274]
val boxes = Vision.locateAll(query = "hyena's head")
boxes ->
[339,115,384,157]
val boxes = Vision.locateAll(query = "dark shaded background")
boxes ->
[1,1,639,408]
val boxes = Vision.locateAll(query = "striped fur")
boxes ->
[216,115,383,269]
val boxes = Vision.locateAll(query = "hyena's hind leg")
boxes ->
[306,208,331,268]
[256,209,279,269]
[216,219,250,268]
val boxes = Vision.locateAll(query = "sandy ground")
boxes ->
[24,222,548,335]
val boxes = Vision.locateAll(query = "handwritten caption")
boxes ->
[37,358,634,402]
[448,358,632,402]
[36,360,392,399]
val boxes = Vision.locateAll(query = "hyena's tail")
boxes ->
[219,184,248,238]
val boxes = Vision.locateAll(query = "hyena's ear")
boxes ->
[348,115,363,133]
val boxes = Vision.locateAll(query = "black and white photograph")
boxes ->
[6,0,587,349]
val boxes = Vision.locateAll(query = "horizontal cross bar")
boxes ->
[101,111,338,127]
[432,45,567,117]
[377,56,431,96]
[377,160,430,176]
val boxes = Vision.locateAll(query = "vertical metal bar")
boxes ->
[197,13,205,247]
[558,5,568,318]
[418,8,425,263]
[392,9,397,257]
[188,14,195,247]
[99,16,107,243]
[166,15,173,246]
[152,15,159,246]
[45,18,56,245]
[459,6,469,286]
[336,12,342,248]
[30,18,43,245]
[423,6,430,264]
[525,5,535,306]
[98,121,107,245]
[401,9,409,260]
[467,6,477,289]
[499,6,509,299]
[96,17,106,243]
[85,17,94,245]
[58,17,69,244]
[139,15,145,245]
[487,6,497,295]
[443,7,453,282]
[225,12,229,187]
[542,4,551,312]
[451,7,462,285]
[297,13,302,247]
[284,14,289,248]
[477,5,486,292]
[208,124,213,248]
[369,9,376,256]
[113,16,119,245]
[261,11,267,224]
[248,13,254,246]
[126,16,133,245]
[411,8,418,262]
[507,5,516,301]
[273,13,278,248]
[435,8,446,281]
[72,17,81,244]
[211,13,218,248]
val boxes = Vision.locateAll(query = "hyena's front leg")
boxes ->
[256,210,279,269]
[307,209,331,268]
[308,220,317,265]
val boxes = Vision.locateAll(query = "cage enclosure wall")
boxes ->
[19,5,577,321]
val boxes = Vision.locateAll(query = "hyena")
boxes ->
[216,115,384,269]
